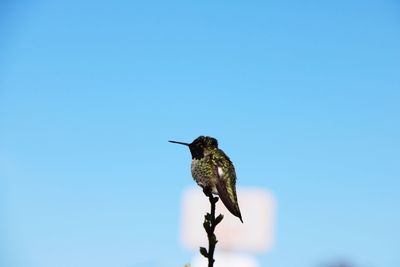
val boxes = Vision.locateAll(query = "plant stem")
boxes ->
[200,188,224,267]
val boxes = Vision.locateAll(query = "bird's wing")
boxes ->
[211,152,243,222]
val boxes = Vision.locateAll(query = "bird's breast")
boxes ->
[191,159,217,193]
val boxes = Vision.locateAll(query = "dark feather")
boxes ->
[215,171,243,223]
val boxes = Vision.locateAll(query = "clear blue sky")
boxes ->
[1,1,399,267]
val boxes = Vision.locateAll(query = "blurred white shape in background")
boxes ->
[180,187,276,267]
[191,252,259,267]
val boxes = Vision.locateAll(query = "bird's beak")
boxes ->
[168,140,190,146]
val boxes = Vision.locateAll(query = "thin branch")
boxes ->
[200,188,224,267]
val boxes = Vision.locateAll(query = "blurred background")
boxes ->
[1,0,399,267]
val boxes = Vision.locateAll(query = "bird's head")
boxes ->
[169,136,218,159]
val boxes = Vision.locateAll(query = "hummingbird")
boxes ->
[169,136,243,223]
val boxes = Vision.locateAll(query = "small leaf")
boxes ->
[210,234,217,244]
[203,221,211,232]
[199,247,208,258]
[205,213,212,221]
[215,214,224,225]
